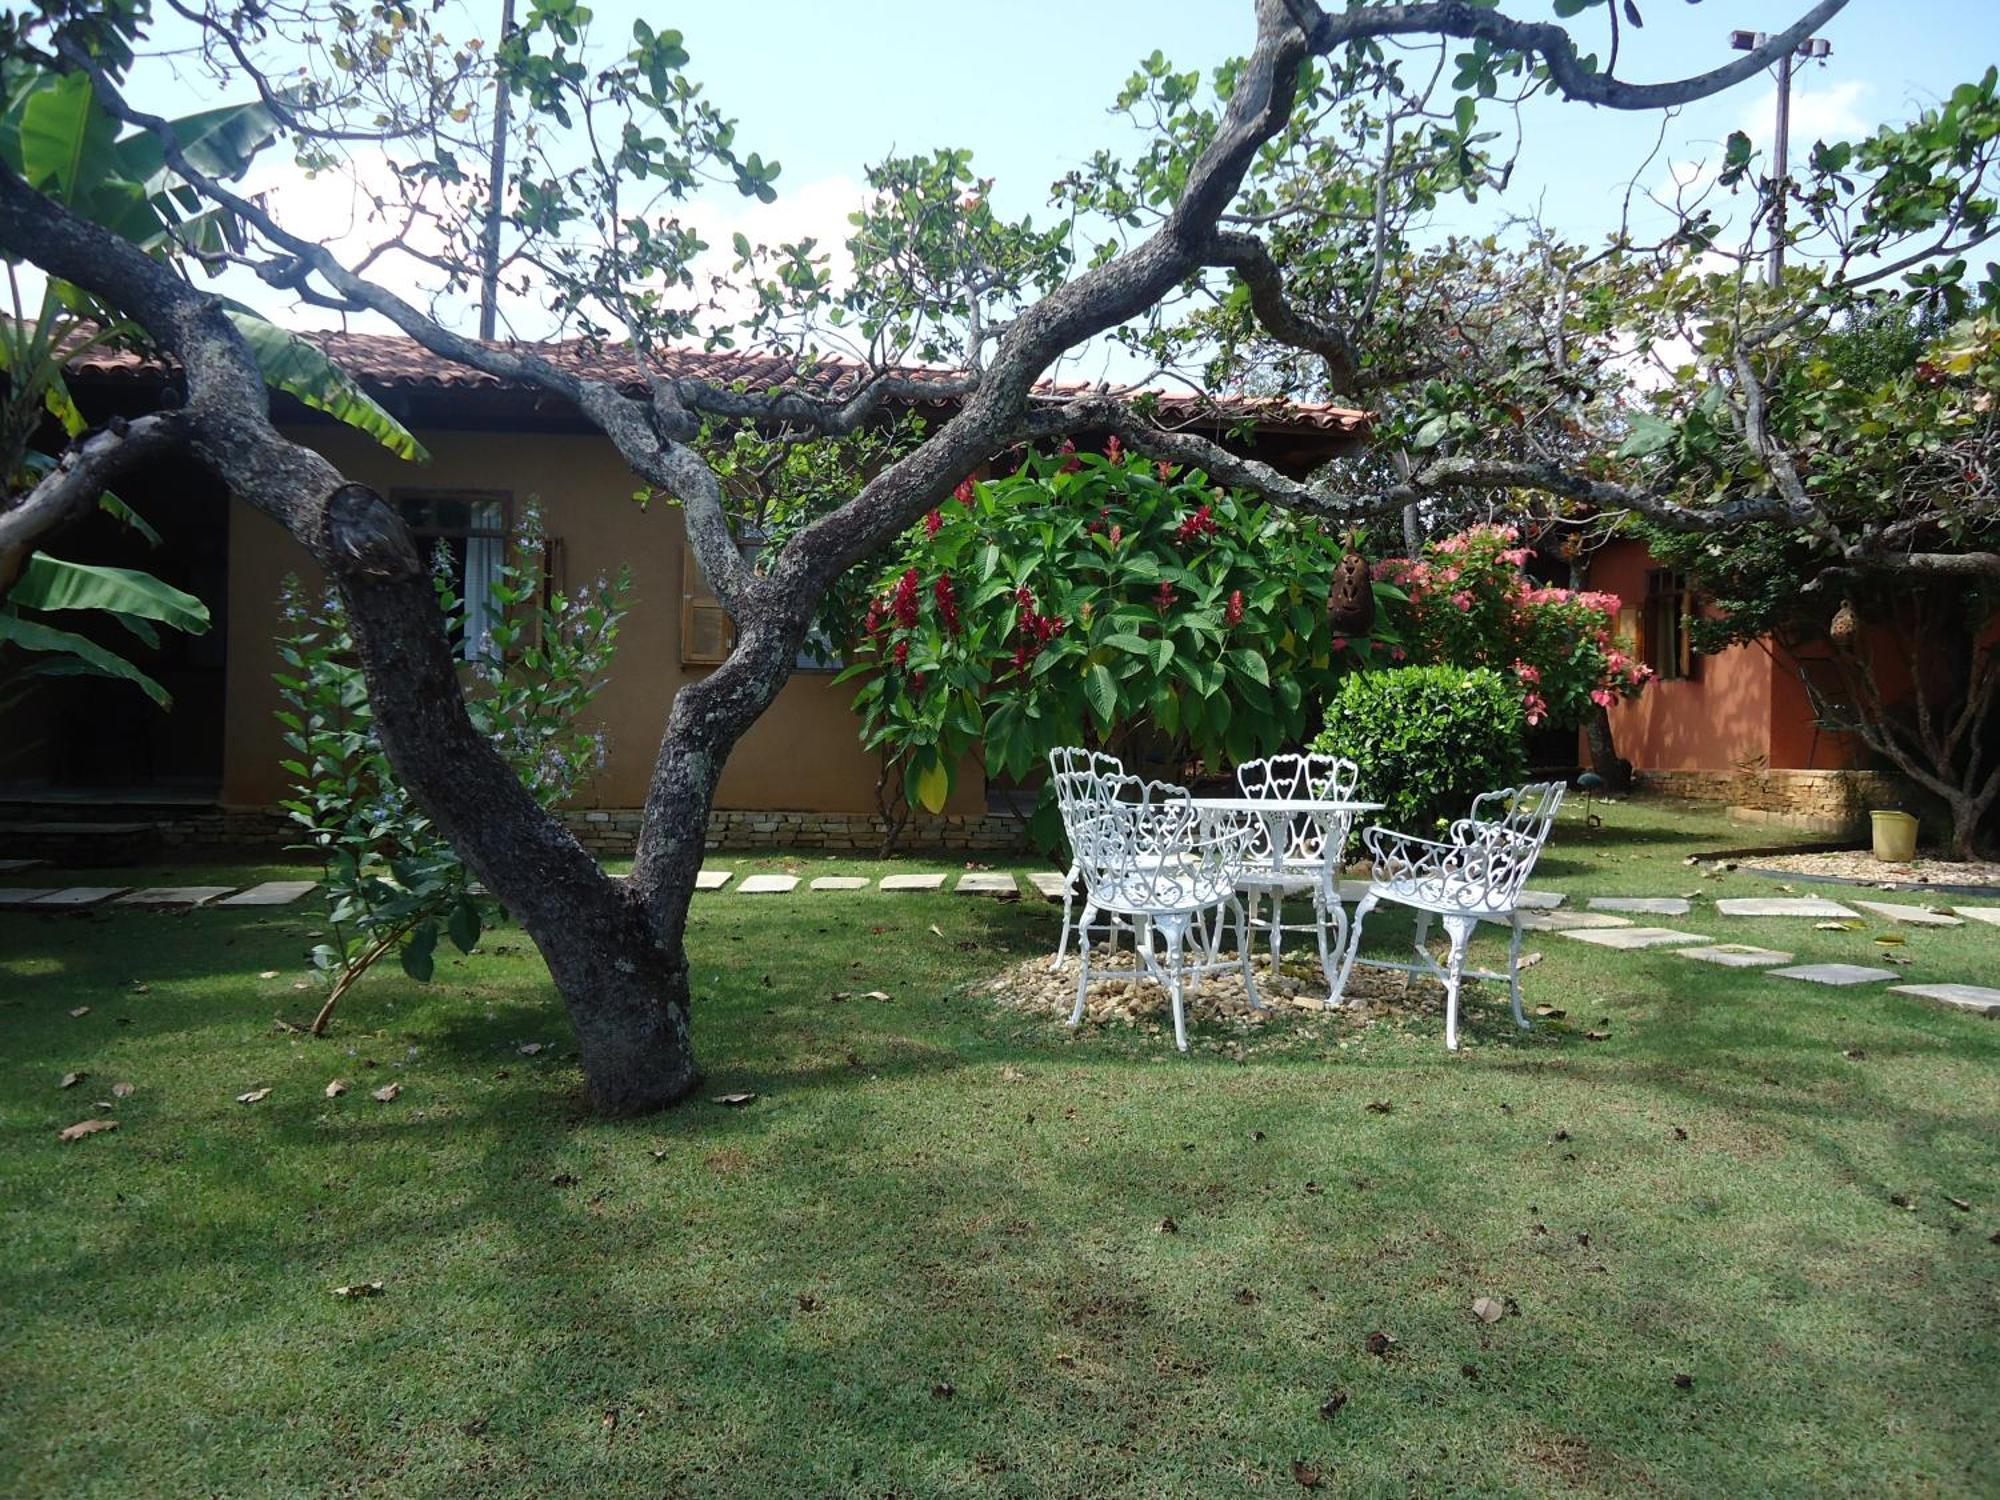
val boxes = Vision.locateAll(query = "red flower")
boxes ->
[933,573,960,635]
[1225,589,1244,627]
[893,640,910,668]
[864,597,887,637]
[1104,434,1124,464]
[1155,461,1173,481]
[911,671,927,693]
[1108,523,1122,547]
[1174,504,1218,547]
[892,568,922,629]
[923,508,942,537]
[1154,581,1177,614]
[1059,438,1081,473]
[954,477,976,507]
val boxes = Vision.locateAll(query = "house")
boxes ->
[1586,538,1909,835]
[0,333,1369,859]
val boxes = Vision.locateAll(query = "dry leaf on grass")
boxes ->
[1946,1196,1972,1212]
[111,1082,134,1098]
[1365,1099,1393,1114]
[58,1118,118,1142]
[1673,1372,1694,1389]
[69,1007,90,1018]
[1471,1297,1505,1324]
[258,970,279,980]
[1534,1005,1565,1020]
[517,1042,545,1056]
[1889,1193,1916,1210]
[325,1080,348,1098]
[1363,1330,1396,1357]
[59,1071,84,1089]
[1156,1216,1179,1234]
[1291,1460,1325,1489]
[1318,1391,1348,1420]
[236,1087,272,1104]
[1584,1030,1611,1042]
[711,1092,757,1107]
[371,1083,400,1103]
[332,1281,384,1298]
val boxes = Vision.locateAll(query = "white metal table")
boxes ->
[1192,796,1383,996]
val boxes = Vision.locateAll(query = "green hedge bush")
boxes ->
[1312,666,1527,831]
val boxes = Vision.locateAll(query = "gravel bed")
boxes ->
[1739,848,2000,890]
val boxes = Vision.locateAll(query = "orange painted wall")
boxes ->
[220,423,983,816]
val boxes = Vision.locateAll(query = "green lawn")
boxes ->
[2,799,1996,1497]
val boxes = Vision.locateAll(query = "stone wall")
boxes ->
[1634,768,1908,836]
[564,807,1029,856]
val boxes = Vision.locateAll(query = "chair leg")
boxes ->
[1507,911,1530,1030]
[1409,909,1433,989]
[1266,889,1285,976]
[1069,902,1097,1028]
[1312,882,1341,999]
[1330,891,1378,1009]
[1159,916,1190,1052]
[1230,897,1262,1010]
[1051,863,1078,970]
[1441,914,1476,1051]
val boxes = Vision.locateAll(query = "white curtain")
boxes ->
[462,500,506,662]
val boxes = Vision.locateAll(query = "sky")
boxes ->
[112,0,2000,379]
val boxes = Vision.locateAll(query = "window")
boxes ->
[1641,568,1699,681]
[396,491,508,662]
[679,527,842,672]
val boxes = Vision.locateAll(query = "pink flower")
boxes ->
[1451,591,1473,612]
[923,509,942,537]
[1331,635,1348,652]
[954,478,976,507]
[1513,660,1541,684]
[1105,435,1124,464]
[1059,438,1080,473]
[1591,687,1617,709]
[1523,690,1548,727]
[1390,645,1408,661]
[1155,460,1173,481]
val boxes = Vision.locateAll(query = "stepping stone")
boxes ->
[735,874,798,894]
[0,858,46,872]
[956,873,1019,897]
[878,873,947,892]
[30,887,131,907]
[1769,963,1898,987]
[1028,872,1072,902]
[117,886,236,908]
[809,876,869,891]
[1517,889,1567,910]
[694,870,733,891]
[1676,944,1795,968]
[1850,900,1963,927]
[1338,879,1371,903]
[1953,906,2000,928]
[0,887,60,907]
[1494,909,1632,933]
[1716,896,1860,919]
[1889,983,2000,1017]
[1588,896,1691,915]
[1559,926,1714,950]
[217,880,319,907]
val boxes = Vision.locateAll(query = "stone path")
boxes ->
[117,886,236,908]
[1768,962,1900,987]
[0,887,60,906]
[1676,943,1795,968]
[1850,900,1963,927]
[1028,872,1071,902]
[1955,906,2000,928]
[217,881,318,907]
[956,873,1019,897]
[0,858,46,872]
[1715,896,1859,919]
[1559,925,1714,951]
[878,873,947,892]
[1587,896,1691,915]
[1891,983,2000,1017]
[28,887,131,907]
[809,876,869,891]
[694,870,732,891]
[735,874,798,894]
[1498,909,1631,933]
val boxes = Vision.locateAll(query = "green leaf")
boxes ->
[909,754,951,814]
[1084,662,1119,732]
[112,97,281,195]
[446,899,481,955]
[10,554,210,633]
[1617,411,1678,459]
[0,612,169,705]
[1226,647,1269,687]
[15,73,116,204]
[223,309,430,461]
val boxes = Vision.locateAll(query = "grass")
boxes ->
[2,798,1996,1497]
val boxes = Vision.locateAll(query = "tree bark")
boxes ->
[1583,703,1632,790]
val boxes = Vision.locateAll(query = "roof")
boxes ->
[62,328,1372,440]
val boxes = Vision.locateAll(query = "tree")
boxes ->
[0,0,1846,1113]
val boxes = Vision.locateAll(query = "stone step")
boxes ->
[1767,962,1898,986]
[735,874,799,894]
[216,880,319,907]
[1953,906,2000,928]
[1675,944,1795,968]
[0,887,61,907]
[955,873,1019,897]
[1889,983,2000,1017]
[878,873,947,892]
[1587,896,1691,916]
[694,870,733,891]
[1558,926,1714,950]
[809,876,870,891]
[28,886,132,907]
[117,886,237,908]
[1715,897,1860,919]
[1850,900,1963,927]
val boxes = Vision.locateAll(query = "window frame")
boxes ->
[391,488,513,664]
[1641,567,1700,682]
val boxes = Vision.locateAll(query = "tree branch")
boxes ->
[0,413,184,592]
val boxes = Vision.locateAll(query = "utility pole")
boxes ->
[1730,28,1833,288]
[478,0,516,341]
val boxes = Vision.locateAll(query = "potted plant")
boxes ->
[1870,806,1920,863]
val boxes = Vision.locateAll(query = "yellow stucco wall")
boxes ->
[221,423,983,816]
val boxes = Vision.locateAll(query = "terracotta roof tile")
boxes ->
[64,329,1370,436]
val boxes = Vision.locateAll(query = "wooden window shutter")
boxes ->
[681,543,735,666]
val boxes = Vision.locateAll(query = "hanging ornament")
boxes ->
[1328,549,1375,636]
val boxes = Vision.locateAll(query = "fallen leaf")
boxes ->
[712,1092,757,1107]
[459,1416,489,1437]
[1844,1049,1867,1060]
[1318,1390,1348,1419]
[1671,1126,1689,1141]
[1673,1372,1694,1390]
[999,1065,1026,1083]
[237,1087,272,1104]
[650,1148,669,1161]
[1233,1287,1258,1305]
[1584,1030,1611,1042]
[1815,920,1863,932]
[931,1381,955,1399]
[1303,1181,1323,1195]
[1365,1100,1393,1114]
[1551,1129,1572,1142]
[929,924,945,938]
[795,1292,822,1312]
[861,990,891,1001]
[517,1042,545,1056]
[1291,1460,1325,1490]
[1890,1193,1916,1210]
[1946,1196,1971,1213]
[1363,1330,1396,1357]
[60,1071,84,1089]
[602,1408,619,1437]
[111,1082,134,1098]
[550,1171,579,1187]
[325,1079,348,1098]
[1471,1296,1504,1324]
[1460,1363,1480,1381]
[1873,933,1905,946]
[69,1007,90,1018]
[332,1281,384,1298]
[258,970,279,980]
[1156,1217,1179,1234]
[371,1082,401,1103]
[58,1118,118,1142]
[1576,1232,1592,1248]
[1534,1005,1566,1020]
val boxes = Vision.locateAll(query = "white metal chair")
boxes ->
[1332,781,1565,1050]
[1048,747,1128,969]
[1068,775,1260,1051]
[1233,753,1363,991]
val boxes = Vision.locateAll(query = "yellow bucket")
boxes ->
[1870,810,1919,863]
